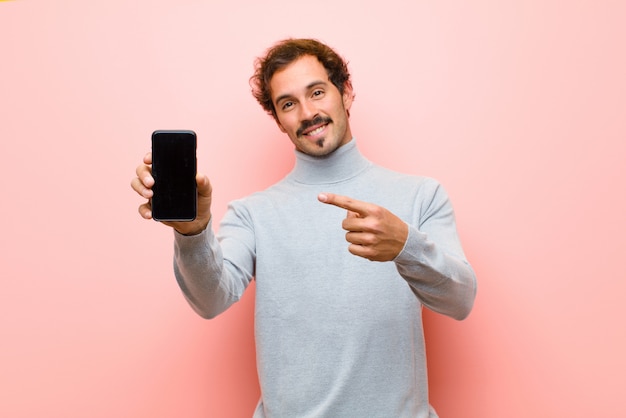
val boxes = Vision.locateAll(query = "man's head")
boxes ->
[250,39,355,157]
[251,38,353,120]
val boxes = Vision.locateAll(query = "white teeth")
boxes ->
[306,126,325,136]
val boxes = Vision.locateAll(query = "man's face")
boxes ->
[270,55,354,157]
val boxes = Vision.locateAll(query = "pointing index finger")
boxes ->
[318,193,370,216]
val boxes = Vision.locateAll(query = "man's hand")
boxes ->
[130,152,213,236]
[318,193,409,262]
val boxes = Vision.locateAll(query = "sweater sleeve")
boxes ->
[173,203,256,319]
[393,180,477,320]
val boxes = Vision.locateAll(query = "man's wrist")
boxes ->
[173,216,211,236]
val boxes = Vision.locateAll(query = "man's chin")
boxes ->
[300,142,345,158]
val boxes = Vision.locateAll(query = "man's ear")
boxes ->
[342,84,355,113]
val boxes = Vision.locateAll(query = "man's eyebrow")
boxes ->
[274,80,329,105]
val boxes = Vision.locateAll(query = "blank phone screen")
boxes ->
[151,130,197,221]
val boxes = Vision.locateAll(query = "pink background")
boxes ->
[2,0,625,416]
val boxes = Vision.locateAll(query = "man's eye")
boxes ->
[312,90,324,97]
[282,101,294,110]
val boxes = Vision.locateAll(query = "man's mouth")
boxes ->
[297,116,332,137]
[304,125,326,137]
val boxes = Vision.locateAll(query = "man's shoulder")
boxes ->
[368,163,441,190]
[228,176,298,209]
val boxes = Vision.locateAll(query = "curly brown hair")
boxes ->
[250,38,353,120]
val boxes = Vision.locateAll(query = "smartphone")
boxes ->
[151,130,197,222]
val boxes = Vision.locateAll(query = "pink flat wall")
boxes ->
[1,1,624,416]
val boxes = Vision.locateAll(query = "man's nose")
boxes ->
[299,100,318,121]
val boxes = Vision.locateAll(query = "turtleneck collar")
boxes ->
[289,139,372,185]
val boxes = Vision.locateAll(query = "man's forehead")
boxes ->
[270,56,330,99]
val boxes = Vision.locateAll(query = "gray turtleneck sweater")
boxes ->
[173,139,476,418]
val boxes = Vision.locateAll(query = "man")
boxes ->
[132,38,476,418]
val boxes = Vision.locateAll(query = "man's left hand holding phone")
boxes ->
[131,130,213,236]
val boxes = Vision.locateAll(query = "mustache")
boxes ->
[296,116,332,137]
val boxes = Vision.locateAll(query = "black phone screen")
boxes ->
[151,130,197,222]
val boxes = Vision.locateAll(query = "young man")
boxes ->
[132,38,476,418]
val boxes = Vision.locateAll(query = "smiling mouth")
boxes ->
[304,125,326,137]
[297,116,332,137]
